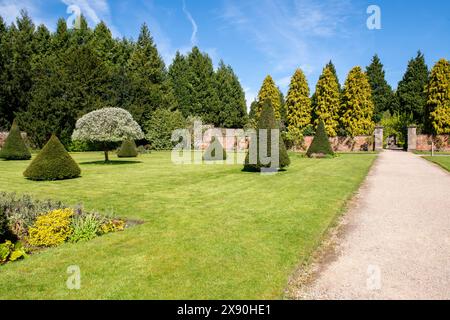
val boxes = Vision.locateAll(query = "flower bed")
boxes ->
[0,192,128,265]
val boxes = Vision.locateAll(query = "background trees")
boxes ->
[256,76,281,121]
[396,51,429,123]
[366,55,395,122]
[426,59,450,134]
[0,12,248,148]
[215,61,248,128]
[286,69,311,133]
[340,67,375,136]
[312,66,341,137]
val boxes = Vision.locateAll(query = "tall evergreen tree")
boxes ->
[366,54,394,123]
[168,51,190,116]
[90,21,115,66]
[51,18,70,52]
[326,60,341,92]
[18,44,112,147]
[396,51,429,122]
[184,47,220,125]
[340,66,375,136]
[426,59,450,134]
[256,75,281,121]
[249,100,258,120]
[127,23,174,127]
[313,65,341,136]
[286,68,311,132]
[0,16,10,129]
[278,88,287,127]
[7,11,35,125]
[215,61,247,127]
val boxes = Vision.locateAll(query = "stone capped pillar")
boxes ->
[374,126,384,151]
[407,126,417,152]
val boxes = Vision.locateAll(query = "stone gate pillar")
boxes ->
[407,126,417,152]
[374,126,383,151]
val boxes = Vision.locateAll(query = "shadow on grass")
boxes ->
[79,160,143,165]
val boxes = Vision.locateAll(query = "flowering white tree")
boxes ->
[72,108,144,162]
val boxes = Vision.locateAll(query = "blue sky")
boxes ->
[0,0,449,106]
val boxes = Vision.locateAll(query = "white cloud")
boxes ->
[182,0,198,46]
[0,0,55,27]
[220,0,356,74]
[61,0,120,37]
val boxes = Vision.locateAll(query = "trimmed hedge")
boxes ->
[306,120,335,157]
[0,120,31,160]
[117,139,138,158]
[203,137,227,161]
[23,135,81,181]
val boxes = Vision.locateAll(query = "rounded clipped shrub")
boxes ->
[306,120,335,158]
[203,137,227,161]
[0,120,31,160]
[117,139,138,158]
[23,135,81,181]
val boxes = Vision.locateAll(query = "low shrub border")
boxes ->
[0,192,135,265]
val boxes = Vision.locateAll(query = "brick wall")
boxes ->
[198,129,375,152]
[299,135,374,152]
[416,135,450,151]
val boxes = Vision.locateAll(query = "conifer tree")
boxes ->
[215,61,247,128]
[286,68,312,132]
[326,60,341,92]
[306,120,334,157]
[366,55,394,122]
[313,65,341,136]
[397,51,429,122]
[23,134,81,181]
[256,76,281,121]
[279,88,287,127]
[0,119,31,160]
[127,24,173,127]
[168,51,191,115]
[51,19,70,52]
[243,100,290,172]
[426,59,450,134]
[8,11,35,122]
[340,67,375,136]
[248,100,258,120]
[184,47,221,125]
[0,16,10,129]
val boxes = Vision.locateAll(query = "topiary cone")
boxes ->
[0,119,31,160]
[117,139,138,158]
[203,137,227,161]
[243,99,290,171]
[23,134,81,181]
[306,120,334,158]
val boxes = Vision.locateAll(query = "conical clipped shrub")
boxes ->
[117,139,138,158]
[244,99,290,172]
[203,137,227,161]
[23,135,81,181]
[306,120,334,158]
[0,120,31,160]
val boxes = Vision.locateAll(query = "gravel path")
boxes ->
[298,150,450,300]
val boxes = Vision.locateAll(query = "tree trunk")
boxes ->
[104,150,109,162]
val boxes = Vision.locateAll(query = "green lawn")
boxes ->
[424,156,450,172]
[0,151,376,299]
